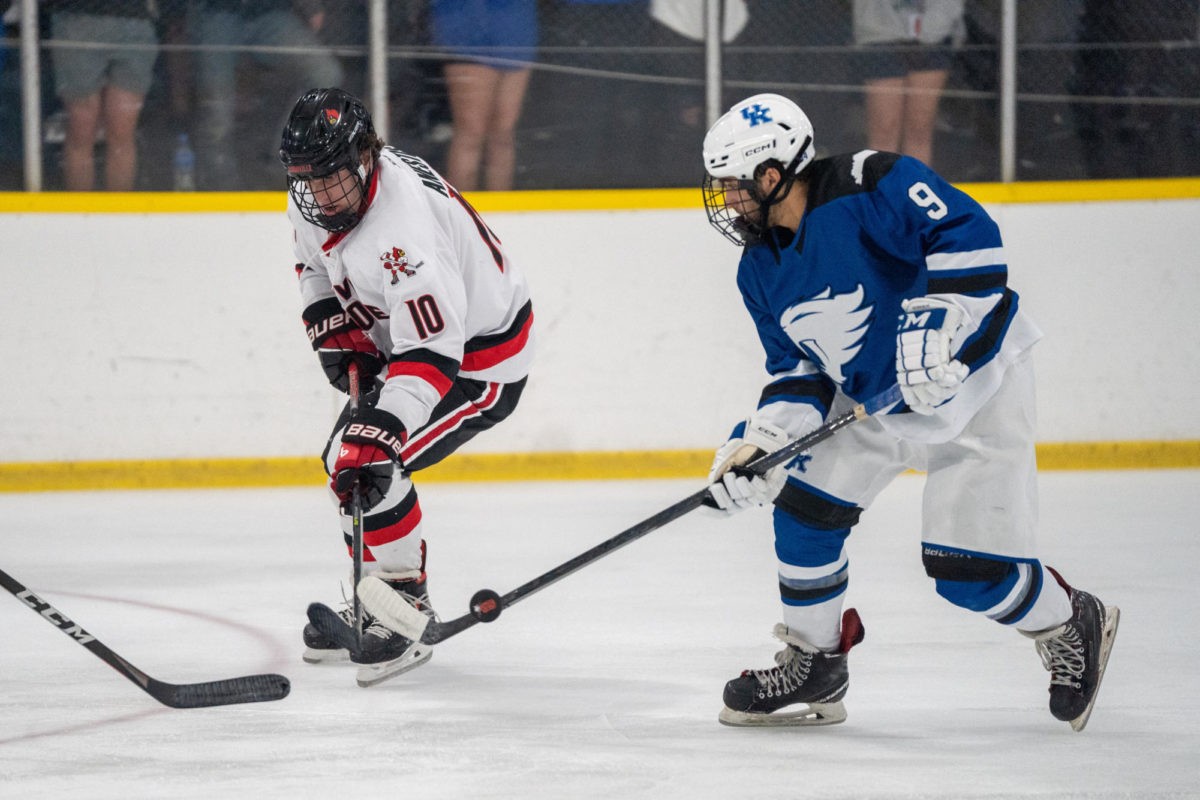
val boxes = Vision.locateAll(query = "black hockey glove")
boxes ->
[302,298,384,394]
[330,406,407,513]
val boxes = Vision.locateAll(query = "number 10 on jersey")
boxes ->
[406,295,445,340]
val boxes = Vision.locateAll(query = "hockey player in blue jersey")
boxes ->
[700,93,1119,730]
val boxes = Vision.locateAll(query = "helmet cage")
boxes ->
[287,167,370,234]
[280,88,376,232]
[702,144,808,246]
[703,175,761,247]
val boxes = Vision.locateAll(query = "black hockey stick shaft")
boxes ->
[417,384,903,644]
[347,361,365,650]
[0,567,290,708]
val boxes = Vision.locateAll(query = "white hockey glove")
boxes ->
[896,296,970,415]
[704,417,789,514]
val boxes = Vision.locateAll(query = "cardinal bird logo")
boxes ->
[380,246,423,284]
[324,108,341,125]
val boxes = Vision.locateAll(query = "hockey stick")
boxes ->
[0,567,290,709]
[347,361,365,651]
[309,385,902,650]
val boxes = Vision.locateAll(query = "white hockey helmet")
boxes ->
[702,94,815,246]
[703,93,815,180]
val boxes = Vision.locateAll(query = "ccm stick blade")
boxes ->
[1,568,290,709]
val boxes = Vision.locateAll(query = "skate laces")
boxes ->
[363,616,406,641]
[748,625,817,697]
[1035,625,1085,688]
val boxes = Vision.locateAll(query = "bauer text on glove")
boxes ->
[331,406,407,512]
[303,297,384,394]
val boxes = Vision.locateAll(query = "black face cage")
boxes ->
[702,174,760,246]
[287,167,369,233]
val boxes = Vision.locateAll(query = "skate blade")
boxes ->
[302,647,350,665]
[355,643,433,688]
[718,701,847,728]
[358,575,431,641]
[1070,605,1120,732]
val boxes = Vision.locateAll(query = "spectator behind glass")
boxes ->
[429,0,537,191]
[44,0,159,191]
[189,0,343,190]
[854,0,964,167]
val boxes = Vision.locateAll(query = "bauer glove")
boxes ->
[331,406,407,512]
[896,296,969,415]
[302,298,384,394]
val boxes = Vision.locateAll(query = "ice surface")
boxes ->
[1,471,1197,799]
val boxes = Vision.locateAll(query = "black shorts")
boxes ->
[860,39,954,81]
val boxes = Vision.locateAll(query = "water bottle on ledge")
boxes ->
[173,133,196,191]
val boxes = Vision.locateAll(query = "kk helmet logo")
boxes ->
[380,246,422,285]
[740,104,773,126]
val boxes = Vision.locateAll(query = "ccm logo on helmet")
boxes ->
[743,143,772,158]
[346,423,405,459]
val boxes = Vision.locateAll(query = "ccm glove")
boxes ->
[896,296,969,415]
[331,406,407,512]
[704,417,789,514]
[303,298,384,394]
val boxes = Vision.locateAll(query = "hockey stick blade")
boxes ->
[1,568,290,709]
[358,576,431,641]
[356,386,902,648]
[306,601,363,655]
[148,672,291,709]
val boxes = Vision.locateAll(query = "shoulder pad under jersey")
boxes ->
[804,151,901,212]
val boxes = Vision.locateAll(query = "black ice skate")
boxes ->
[719,608,864,727]
[351,572,438,688]
[1024,571,1119,732]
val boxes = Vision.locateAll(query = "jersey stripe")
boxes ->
[928,269,1007,296]
[758,375,836,417]
[926,247,1006,271]
[386,349,459,397]
[462,301,533,371]
[956,289,1018,371]
[401,381,503,463]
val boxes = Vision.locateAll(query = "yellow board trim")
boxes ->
[3,177,1199,215]
[1,441,1196,493]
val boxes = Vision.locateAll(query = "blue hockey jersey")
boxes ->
[736,150,1042,444]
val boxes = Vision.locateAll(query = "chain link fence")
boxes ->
[1,0,1197,191]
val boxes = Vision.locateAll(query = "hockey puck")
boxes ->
[470,589,503,622]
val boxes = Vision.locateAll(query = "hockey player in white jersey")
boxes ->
[279,88,534,686]
[700,93,1118,730]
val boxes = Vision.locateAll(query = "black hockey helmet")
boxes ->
[280,88,377,232]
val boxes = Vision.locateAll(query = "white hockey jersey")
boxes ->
[290,147,534,435]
